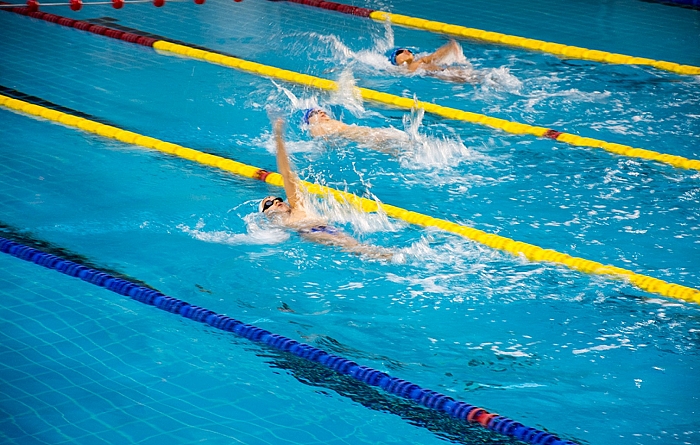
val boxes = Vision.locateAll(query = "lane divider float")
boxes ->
[0,0,207,13]
[644,0,700,8]
[283,0,700,76]
[0,236,580,445]
[2,4,699,171]
[2,93,698,305]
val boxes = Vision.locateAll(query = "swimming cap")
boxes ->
[389,48,412,65]
[302,108,318,125]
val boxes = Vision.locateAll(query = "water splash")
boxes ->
[375,20,394,55]
[269,79,320,114]
[398,102,485,170]
[299,183,402,236]
[252,129,318,155]
[479,67,523,93]
[397,232,497,272]
[403,102,424,142]
[178,213,289,246]
[328,67,366,117]
[304,24,396,73]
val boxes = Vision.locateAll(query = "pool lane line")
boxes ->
[2,93,699,305]
[642,0,700,10]
[0,236,580,445]
[282,0,700,77]
[0,85,119,126]
[3,5,699,172]
[0,220,160,290]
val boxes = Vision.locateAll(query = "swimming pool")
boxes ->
[1,0,699,444]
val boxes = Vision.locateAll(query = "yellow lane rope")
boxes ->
[150,40,700,171]
[369,11,700,76]
[2,93,697,304]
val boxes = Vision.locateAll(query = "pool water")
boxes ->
[0,1,699,444]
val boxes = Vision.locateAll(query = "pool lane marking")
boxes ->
[3,5,699,172]
[282,0,700,77]
[2,94,698,305]
[0,237,580,445]
[0,84,119,126]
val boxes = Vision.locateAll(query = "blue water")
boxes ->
[1,1,699,444]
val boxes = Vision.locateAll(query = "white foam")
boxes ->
[308,192,402,235]
[397,105,487,170]
[307,29,395,72]
[479,67,523,93]
[178,213,289,246]
[327,67,366,117]
[572,343,621,355]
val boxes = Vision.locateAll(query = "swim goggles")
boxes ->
[260,197,283,213]
[389,48,412,65]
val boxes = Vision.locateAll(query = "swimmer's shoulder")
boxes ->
[310,120,348,137]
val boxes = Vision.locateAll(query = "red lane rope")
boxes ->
[0,0,200,11]
[1,1,159,45]
[284,0,373,17]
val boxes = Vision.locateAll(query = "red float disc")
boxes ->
[111,0,124,8]
[69,0,82,11]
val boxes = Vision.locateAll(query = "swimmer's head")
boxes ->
[259,196,287,214]
[302,108,329,125]
[390,48,414,66]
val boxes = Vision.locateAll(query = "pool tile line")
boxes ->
[1,92,699,304]
[3,4,699,172]
[281,0,700,76]
[0,235,580,445]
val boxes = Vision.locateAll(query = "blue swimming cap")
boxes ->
[302,108,317,125]
[389,48,412,65]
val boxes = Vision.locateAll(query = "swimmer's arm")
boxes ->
[345,241,395,261]
[341,125,407,145]
[337,125,377,139]
[274,119,302,208]
[419,39,461,64]
[309,119,349,138]
[338,126,403,148]
[407,58,442,73]
[305,230,394,261]
[309,125,327,138]
[405,61,424,72]
[405,41,461,72]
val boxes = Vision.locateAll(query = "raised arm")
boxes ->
[420,40,461,64]
[273,119,302,209]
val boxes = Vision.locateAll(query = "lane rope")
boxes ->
[0,235,580,445]
[283,0,700,76]
[2,4,699,172]
[2,93,698,305]
[642,0,700,9]
[0,0,200,12]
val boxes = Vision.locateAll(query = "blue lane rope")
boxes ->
[0,235,578,445]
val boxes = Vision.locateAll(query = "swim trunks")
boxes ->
[300,225,340,235]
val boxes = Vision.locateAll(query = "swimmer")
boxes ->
[260,119,393,260]
[389,40,478,83]
[303,108,408,151]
